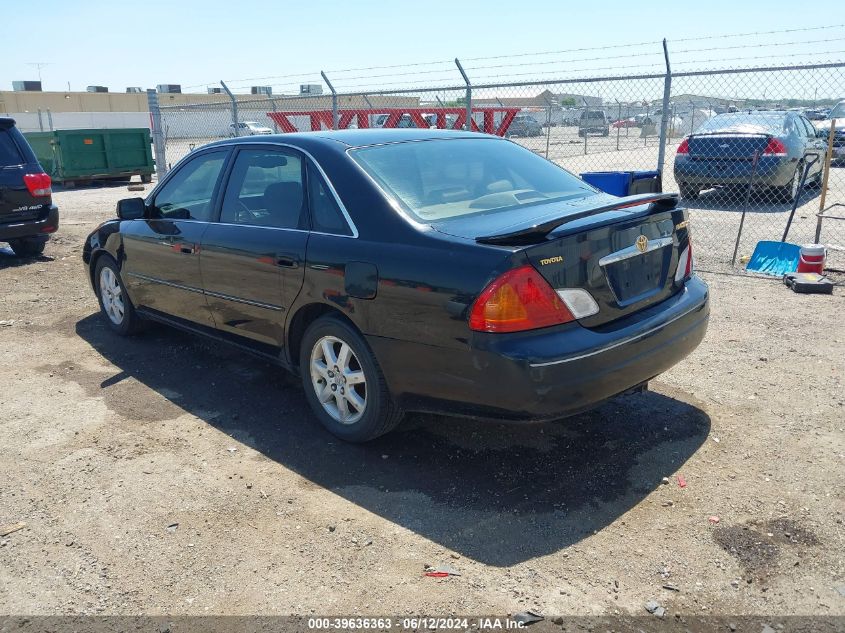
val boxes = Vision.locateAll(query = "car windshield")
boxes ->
[828,103,845,119]
[350,138,594,223]
[696,113,786,135]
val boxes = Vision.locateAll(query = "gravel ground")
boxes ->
[0,183,843,621]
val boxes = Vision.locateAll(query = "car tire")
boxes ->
[8,237,46,258]
[141,174,153,184]
[679,183,699,199]
[300,315,404,442]
[778,165,802,204]
[94,256,143,336]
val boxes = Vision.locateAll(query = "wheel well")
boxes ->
[286,303,358,368]
[88,249,116,289]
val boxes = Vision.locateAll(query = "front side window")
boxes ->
[220,148,305,229]
[350,138,594,223]
[152,151,226,221]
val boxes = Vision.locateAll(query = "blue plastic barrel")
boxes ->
[581,170,660,196]
[580,171,632,196]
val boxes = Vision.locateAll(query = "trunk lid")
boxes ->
[433,193,691,327]
[687,133,770,160]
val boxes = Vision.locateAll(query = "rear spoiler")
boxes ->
[476,193,680,246]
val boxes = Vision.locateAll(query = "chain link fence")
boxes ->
[156,61,845,273]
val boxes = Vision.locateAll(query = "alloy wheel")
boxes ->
[790,167,802,202]
[99,267,125,325]
[309,335,367,425]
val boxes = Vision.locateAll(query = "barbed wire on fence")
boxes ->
[156,46,845,275]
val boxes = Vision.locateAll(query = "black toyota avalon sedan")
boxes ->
[83,129,709,442]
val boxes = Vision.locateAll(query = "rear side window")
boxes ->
[220,148,305,229]
[307,163,352,236]
[0,130,24,165]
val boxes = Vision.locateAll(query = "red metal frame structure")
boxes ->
[267,107,522,136]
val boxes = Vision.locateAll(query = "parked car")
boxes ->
[674,111,827,202]
[0,117,59,257]
[229,121,273,136]
[611,117,637,129]
[82,129,708,442]
[804,108,829,121]
[813,100,845,163]
[506,114,543,137]
[579,110,610,136]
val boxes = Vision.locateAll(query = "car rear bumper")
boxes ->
[674,156,797,187]
[368,276,709,421]
[0,205,59,241]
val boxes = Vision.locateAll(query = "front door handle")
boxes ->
[276,256,299,269]
[173,242,197,254]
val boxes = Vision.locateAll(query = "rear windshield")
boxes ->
[350,138,594,223]
[582,111,605,119]
[0,129,24,165]
[696,113,786,136]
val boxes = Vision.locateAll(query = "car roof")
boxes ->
[206,128,485,149]
[0,117,16,129]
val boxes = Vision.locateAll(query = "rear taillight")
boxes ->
[676,138,689,154]
[23,173,52,197]
[675,236,694,283]
[469,265,575,333]
[762,138,787,157]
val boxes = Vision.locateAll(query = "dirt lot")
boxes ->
[1,183,843,621]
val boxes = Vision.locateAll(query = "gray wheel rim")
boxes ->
[99,267,125,325]
[310,335,367,425]
[790,168,801,200]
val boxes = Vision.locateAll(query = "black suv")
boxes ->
[1,118,59,257]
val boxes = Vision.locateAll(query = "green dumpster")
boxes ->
[24,128,154,187]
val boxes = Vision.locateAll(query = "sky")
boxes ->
[1,0,844,98]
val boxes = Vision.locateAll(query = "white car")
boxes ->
[814,100,845,161]
[229,121,273,136]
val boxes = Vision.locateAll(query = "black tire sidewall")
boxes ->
[299,316,393,442]
[9,238,46,257]
[94,256,137,335]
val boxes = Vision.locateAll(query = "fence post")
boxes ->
[220,80,238,137]
[615,99,621,151]
[269,96,279,133]
[455,58,472,131]
[321,71,338,130]
[46,108,54,131]
[147,89,168,179]
[656,38,672,189]
[542,96,554,159]
[37,109,44,132]
[582,97,589,155]
[689,99,695,136]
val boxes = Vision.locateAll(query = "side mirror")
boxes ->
[817,128,828,138]
[116,197,146,220]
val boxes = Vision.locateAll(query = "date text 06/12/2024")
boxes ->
[306,617,531,630]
